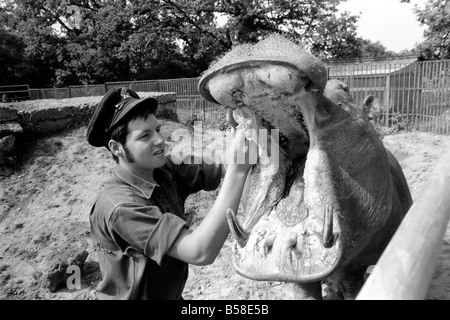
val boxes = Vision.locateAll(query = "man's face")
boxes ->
[122,114,166,171]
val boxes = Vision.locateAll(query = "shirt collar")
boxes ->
[114,164,159,199]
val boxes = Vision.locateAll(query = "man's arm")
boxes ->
[166,129,255,265]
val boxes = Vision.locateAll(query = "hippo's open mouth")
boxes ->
[200,58,343,282]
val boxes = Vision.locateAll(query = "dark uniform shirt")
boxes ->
[89,156,223,300]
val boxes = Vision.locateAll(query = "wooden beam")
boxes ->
[357,149,450,300]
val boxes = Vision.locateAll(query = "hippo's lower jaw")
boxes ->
[228,205,343,282]
[224,133,345,282]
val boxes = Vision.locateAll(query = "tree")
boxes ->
[158,0,362,61]
[358,39,395,58]
[56,2,134,84]
[0,28,27,85]
[410,0,450,60]
[1,0,70,87]
[2,0,365,86]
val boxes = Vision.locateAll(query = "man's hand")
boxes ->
[225,128,258,173]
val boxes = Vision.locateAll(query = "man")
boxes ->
[86,87,256,300]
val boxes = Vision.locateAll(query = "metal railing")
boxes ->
[356,149,450,300]
[0,84,30,102]
[328,60,450,134]
[104,78,200,95]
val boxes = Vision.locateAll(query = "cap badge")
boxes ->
[120,88,132,100]
[114,88,132,112]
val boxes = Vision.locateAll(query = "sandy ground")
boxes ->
[0,120,449,300]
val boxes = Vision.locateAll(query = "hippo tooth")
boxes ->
[287,232,298,248]
[232,89,242,97]
[291,250,302,268]
[296,232,304,251]
[263,233,277,249]
[322,205,335,248]
[226,208,250,248]
[257,230,269,257]
[232,89,244,106]
[287,232,302,261]
[258,229,268,237]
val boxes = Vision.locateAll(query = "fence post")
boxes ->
[357,149,450,300]
[384,75,391,126]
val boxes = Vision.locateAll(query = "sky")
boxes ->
[338,0,428,52]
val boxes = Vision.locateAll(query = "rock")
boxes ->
[45,250,89,293]
[0,135,17,166]
[46,262,69,293]
[0,135,15,153]
[0,107,19,122]
[0,122,23,136]
[31,118,72,133]
[70,250,89,267]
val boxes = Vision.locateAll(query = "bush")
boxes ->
[157,108,178,122]
[374,112,410,137]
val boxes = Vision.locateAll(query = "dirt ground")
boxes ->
[0,118,449,300]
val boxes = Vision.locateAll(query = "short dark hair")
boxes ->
[109,104,157,163]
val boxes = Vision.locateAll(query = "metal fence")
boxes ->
[15,59,450,133]
[176,96,224,124]
[0,84,30,102]
[28,85,107,100]
[104,78,200,96]
[328,60,450,134]
[103,79,222,124]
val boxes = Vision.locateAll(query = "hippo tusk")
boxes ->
[226,208,250,248]
[322,205,335,248]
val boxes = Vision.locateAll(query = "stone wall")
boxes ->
[0,92,176,165]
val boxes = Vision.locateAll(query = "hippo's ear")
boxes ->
[363,95,381,112]
[363,95,381,120]
[340,82,350,93]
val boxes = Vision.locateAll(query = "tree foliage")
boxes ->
[411,0,450,60]
[358,39,396,58]
[157,0,362,60]
[0,28,27,86]
[0,0,395,87]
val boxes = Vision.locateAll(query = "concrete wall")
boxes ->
[0,92,176,165]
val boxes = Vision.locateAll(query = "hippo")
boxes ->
[198,35,413,300]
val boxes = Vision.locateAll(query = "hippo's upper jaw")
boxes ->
[198,35,397,284]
